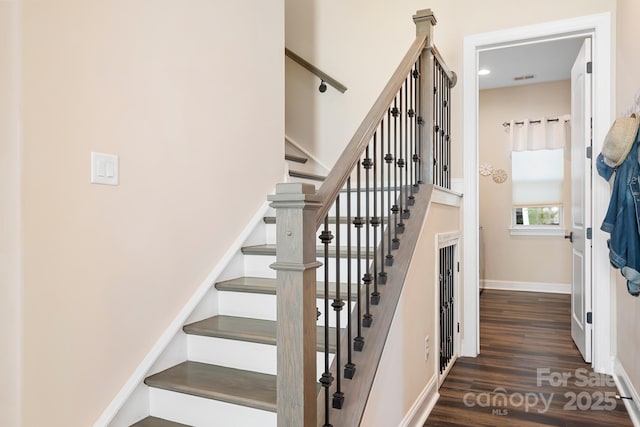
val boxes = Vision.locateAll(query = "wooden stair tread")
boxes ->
[215,276,358,299]
[183,315,337,352]
[288,170,326,181]
[264,216,356,225]
[285,153,308,164]
[144,361,277,413]
[340,185,406,192]
[241,244,362,257]
[130,416,190,427]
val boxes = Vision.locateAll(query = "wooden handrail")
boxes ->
[271,10,458,426]
[430,45,457,87]
[285,48,348,93]
[314,34,428,226]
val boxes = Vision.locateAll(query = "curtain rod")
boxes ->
[502,117,570,128]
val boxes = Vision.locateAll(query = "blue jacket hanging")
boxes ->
[600,130,640,296]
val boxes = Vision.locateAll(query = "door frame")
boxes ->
[461,13,613,374]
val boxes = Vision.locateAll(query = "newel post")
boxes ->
[413,9,436,185]
[268,183,321,427]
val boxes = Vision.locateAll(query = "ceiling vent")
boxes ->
[514,74,535,81]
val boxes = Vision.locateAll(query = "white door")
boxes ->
[569,38,592,363]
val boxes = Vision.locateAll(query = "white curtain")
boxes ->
[509,114,571,152]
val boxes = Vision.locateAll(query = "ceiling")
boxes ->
[478,37,587,90]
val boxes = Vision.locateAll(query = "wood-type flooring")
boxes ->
[425,290,633,427]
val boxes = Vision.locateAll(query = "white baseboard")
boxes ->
[93,201,273,427]
[399,375,439,427]
[481,279,570,294]
[613,358,640,427]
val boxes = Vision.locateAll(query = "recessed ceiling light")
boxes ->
[478,69,491,76]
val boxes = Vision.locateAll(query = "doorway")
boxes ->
[477,36,591,362]
[461,13,613,373]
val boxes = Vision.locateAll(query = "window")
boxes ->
[510,148,565,235]
[513,206,562,226]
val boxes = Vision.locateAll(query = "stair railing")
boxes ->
[269,9,455,427]
[285,48,348,94]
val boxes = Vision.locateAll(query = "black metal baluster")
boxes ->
[409,64,417,204]
[416,57,423,186]
[403,77,411,218]
[397,84,406,231]
[444,245,450,371]
[439,62,444,187]
[439,244,455,373]
[445,69,451,188]
[353,161,364,351]
[345,177,356,377]
[402,77,412,219]
[447,245,451,371]
[379,118,388,284]
[391,99,400,249]
[440,64,444,188]
[385,108,395,264]
[436,61,440,187]
[362,146,373,327]
[371,133,380,305]
[438,63,445,186]
[439,62,444,188]
[433,60,440,186]
[438,244,445,373]
[319,217,334,426]
[448,246,453,367]
[332,197,344,409]
[449,246,454,363]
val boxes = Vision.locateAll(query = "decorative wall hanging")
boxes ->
[479,163,493,176]
[492,168,507,184]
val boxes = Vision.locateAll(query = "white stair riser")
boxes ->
[187,335,333,378]
[329,188,414,216]
[149,387,276,427]
[243,255,276,278]
[218,292,276,321]
[243,254,381,283]
[217,291,354,328]
[265,222,386,248]
[265,223,276,244]
[314,224,388,249]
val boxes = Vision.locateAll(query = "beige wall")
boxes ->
[285,0,615,174]
[0,1,21,426]
[479,81,572,285]
[615,0,640,404]
[285,1,424,168]
[361,201,461,427]
[19,1,284,426]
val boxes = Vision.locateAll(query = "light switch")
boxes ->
[91,152,119,185]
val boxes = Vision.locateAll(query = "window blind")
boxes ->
[511,148,564,206]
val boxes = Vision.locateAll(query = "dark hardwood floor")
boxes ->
[425,290,633,427]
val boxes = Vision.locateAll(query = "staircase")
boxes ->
[104,9,458,427]
[284,138,329,186]
[129,150,348,427]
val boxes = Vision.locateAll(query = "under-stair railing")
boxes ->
[269,9,456,427]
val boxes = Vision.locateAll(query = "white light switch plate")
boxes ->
[91,152,119,185]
